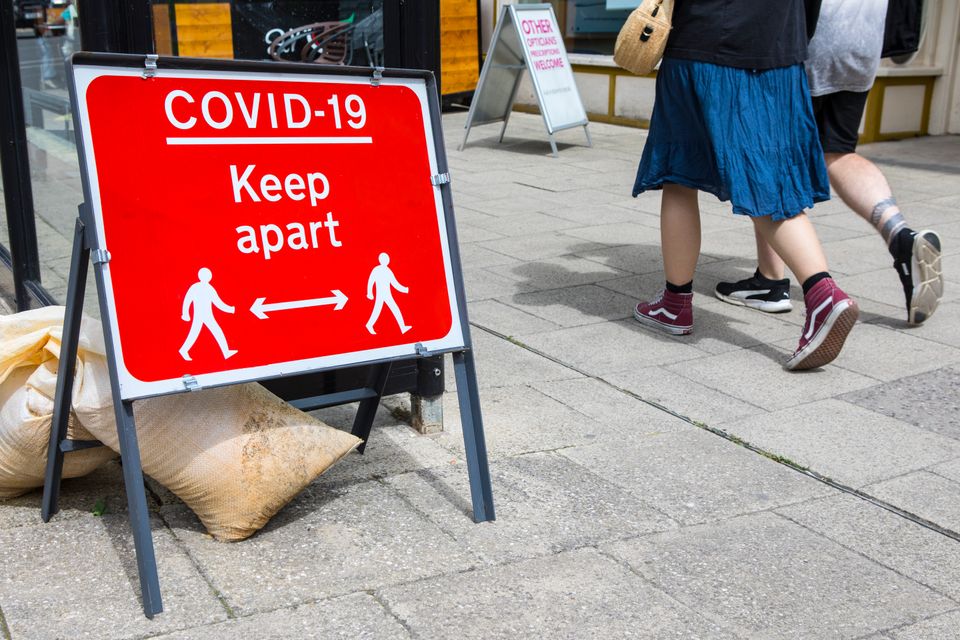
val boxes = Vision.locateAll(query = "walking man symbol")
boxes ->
[179,267,238,361]
[365,252,411,335]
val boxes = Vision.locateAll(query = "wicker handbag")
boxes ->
[614,0,674,75]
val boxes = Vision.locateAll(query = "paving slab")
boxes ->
[485,253,631,292]
[604,511,956,639]
[159,479,478,616]
[518,320,707,375]
[777,493,960,602]
[466,299,561,337]
[0,515,227,640]
[602,366,767,425]
[530,376,692,435]
[435,384,611,460]
[716,399,960,487]
[385,452,676,564]
[841,366,960,441]
[0,459,124,530]
[560,428,831,525]
[377,548,737,640]
[819,323,960,382]
[503,283,636,328]
[459,327,583,390]
[478,232,603,262]
[151,593,410,640]
[932,458,960,483]
[865,471,960,533]
[897,302,960,349]
[560,221,658,247]
[887,610,960,640]
[666,344,878,410]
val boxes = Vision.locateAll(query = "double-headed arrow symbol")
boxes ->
[250,289,348,319]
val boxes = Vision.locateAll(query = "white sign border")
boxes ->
[72,64,466,400]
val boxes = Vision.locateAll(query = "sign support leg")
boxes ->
[452,350,495,522]
[351,362,393,454]
[498,72,524,144]
[115,400,163,618]
[584,125,592,148]
[548,133,559,159]
[41,216,89,522]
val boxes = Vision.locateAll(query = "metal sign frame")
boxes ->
[41,52,494,619]
[459,3,591,157]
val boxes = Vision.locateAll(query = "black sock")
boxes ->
[666,280,693,294]
[802,272,831,295]
[754,268,786,285]
[889,227,916,262]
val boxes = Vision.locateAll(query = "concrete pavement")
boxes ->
[0,111,958,638]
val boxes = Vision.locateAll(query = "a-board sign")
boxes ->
[459,3,590,157]
[44,54,494,619]
[72,60,466,399]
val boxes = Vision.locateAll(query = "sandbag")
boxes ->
[67,347,361,541]
[0,307,116,499]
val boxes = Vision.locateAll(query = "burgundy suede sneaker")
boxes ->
[634,290,693,335]
[785,278,859,371]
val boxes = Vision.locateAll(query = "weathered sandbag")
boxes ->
[68,349,361,541]
[0,307,116,499]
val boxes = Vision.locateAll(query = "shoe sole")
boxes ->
[908,230,943,325]
[714,291,793,313]
[785,299,859,371]
[633,307,692,335]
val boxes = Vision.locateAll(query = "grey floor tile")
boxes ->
[932,458,960,484]
[666,345,877,410]
[468,299,562,337]
[0,515,228,640]
[777,493,960,602]
[504,283,636,328]
[518,320,706,376]
[385,453,677,564]
[561,429,831,525]
[435,385,611,459]
[602,366,768,426]
[377,548,738,640]
[825,324,960,382]
[485,253,631,292]
[151,593,410,640]
[865,471,960,533]
[887,610,960,639]
[531,376,692,435]
[716,399,960,487]
[478,232,602,262]
[604,512,956,639]
[841,367,960,441]
[159,480,478,616]
[464,327,583,389]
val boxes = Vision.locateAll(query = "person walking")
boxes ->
[714,0,943,325]
[632,0,859,371]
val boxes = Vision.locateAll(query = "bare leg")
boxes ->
[824,152,900,231]
[661,183,701,285]
[756,232,786,281]
[751,214,828,284]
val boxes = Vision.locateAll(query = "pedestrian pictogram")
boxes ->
[366,252,411,335]
[179,267,238,361]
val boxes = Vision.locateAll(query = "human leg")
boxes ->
[751,214,858,370]
[634,184,698,335]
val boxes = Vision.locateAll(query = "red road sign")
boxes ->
[74,66,465,398]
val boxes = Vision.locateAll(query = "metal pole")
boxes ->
[0,0,43,310]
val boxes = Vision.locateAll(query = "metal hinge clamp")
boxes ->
[143,54,158,79]
[415,343,431,357]
[182,375,200,391]
[371,66,384,87]
[91,249,111,264]
[430,172,451,187]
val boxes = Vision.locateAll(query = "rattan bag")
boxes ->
[614,0,674,76]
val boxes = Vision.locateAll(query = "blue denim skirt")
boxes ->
[633,57,831,221]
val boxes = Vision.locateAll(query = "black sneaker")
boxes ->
[715,271,793,313]
[895,230,943,325]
